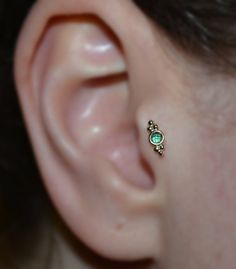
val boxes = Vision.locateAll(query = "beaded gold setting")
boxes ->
[147,120,165,156]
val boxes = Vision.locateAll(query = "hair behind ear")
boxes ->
[0,0,56,267]
[134,0,236,72]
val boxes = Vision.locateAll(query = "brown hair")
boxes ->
[135,0,236,70]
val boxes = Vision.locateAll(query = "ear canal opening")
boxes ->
[140,154,155,188]
[133,127,156,189]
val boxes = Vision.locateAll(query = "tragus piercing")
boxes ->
[147,120,165,156]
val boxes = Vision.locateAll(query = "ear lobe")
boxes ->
[15,8,164,262]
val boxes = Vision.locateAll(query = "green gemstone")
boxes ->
[150,132,163,145]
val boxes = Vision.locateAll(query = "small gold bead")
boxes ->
[154,124,159,129]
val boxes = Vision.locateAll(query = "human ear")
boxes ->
[14,0,166,261]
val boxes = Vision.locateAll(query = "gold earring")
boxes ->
[147,120,165,156]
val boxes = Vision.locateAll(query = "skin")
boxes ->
[14,0,236,268]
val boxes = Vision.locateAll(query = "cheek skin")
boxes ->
[160,103,236,269]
